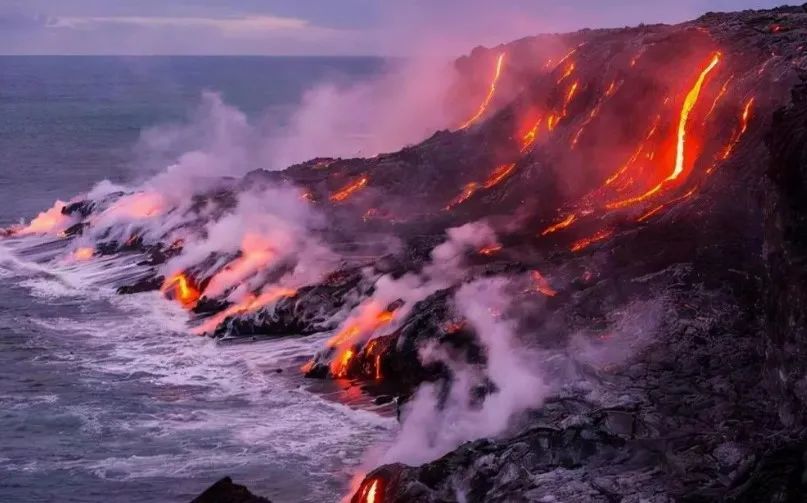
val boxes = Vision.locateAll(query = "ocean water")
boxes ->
[0,56,394,503]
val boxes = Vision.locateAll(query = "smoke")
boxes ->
[263,57,460,168]
[163,184,336,305]
[381,276,550,466]
[134,92,255,191]
[373,275,666,467]
[319,220,499,363]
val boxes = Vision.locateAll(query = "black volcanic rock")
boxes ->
[764,66,807,428]
[191,477,272,503]
[343,4,807,502]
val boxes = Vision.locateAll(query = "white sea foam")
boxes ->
[3,240,395,501]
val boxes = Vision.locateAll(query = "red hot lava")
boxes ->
[459,52,506,130]
[331,176,369,203]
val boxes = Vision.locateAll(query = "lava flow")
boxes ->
[530,270,558,297]
[570,229,614,252]
[161,272,201,308]
[571,79,620,148]
[202,233,276,298]
[483,163,516,189]
[459,52,506,130]
[354,478,382,503]
[327,305,396,378]
[17,201,71,236]
[720,97,755,160]
[606,52,721,209]
[192,287,297,335]
[444,182,479,210]
[330,176,369,202]
[72,247,94,261]
[540,214,577,236]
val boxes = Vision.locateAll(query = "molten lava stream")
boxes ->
[603,115,661,189]
[636,186,698,222]
[327,306,396,378]
[570,229,614,253]
[483,163,516,189]
[330,176,369,202]
[703,74,734,124]
[72,247,94,261]
[17,200,71,236]
[444,182,479,210]
[571,79,621,149]
[606,52,721,210]
[161,273,201,308]
[192,287,297,335]
[540,213,577,236]
[459,52,506,130]
[719,97,755,161]
[478,243,503,256]
[531,270,558,297]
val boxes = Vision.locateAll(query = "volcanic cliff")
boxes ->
[4,4,807,503]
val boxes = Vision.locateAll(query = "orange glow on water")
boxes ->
[459,52,506,130]
[72,247,94,261]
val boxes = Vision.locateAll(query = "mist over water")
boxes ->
[0,56,393,503]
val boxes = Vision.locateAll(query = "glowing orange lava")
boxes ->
[72,247,94,261]
[330,176,368,202]
[459,52,506,130]
[444,182,479,210]
[483,163,516,189]
[161,273,201,308]
[671,53,721,181]
[540,214,577,236]
[531,270,558,297]
[203,233,276,298]
[556,62,575,84]
[478,244,503,256]
[375,355,382,380]
[603,117,660,188]
[572,79,621,148]
[721,97,755,160]
[570,229,614,252]
[105,192,166,220]
[18,201,70,236]
[360,478,381,503]
[636,187,697,222]
[192,286,297,335]
[703,75,734,123]
[520,117,543,152]
[607,53,720,209]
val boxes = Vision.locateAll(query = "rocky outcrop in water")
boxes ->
[191,477,272,503]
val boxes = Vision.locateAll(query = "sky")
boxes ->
[0,0,791,56]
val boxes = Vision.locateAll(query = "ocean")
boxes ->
[0,56,394,503]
